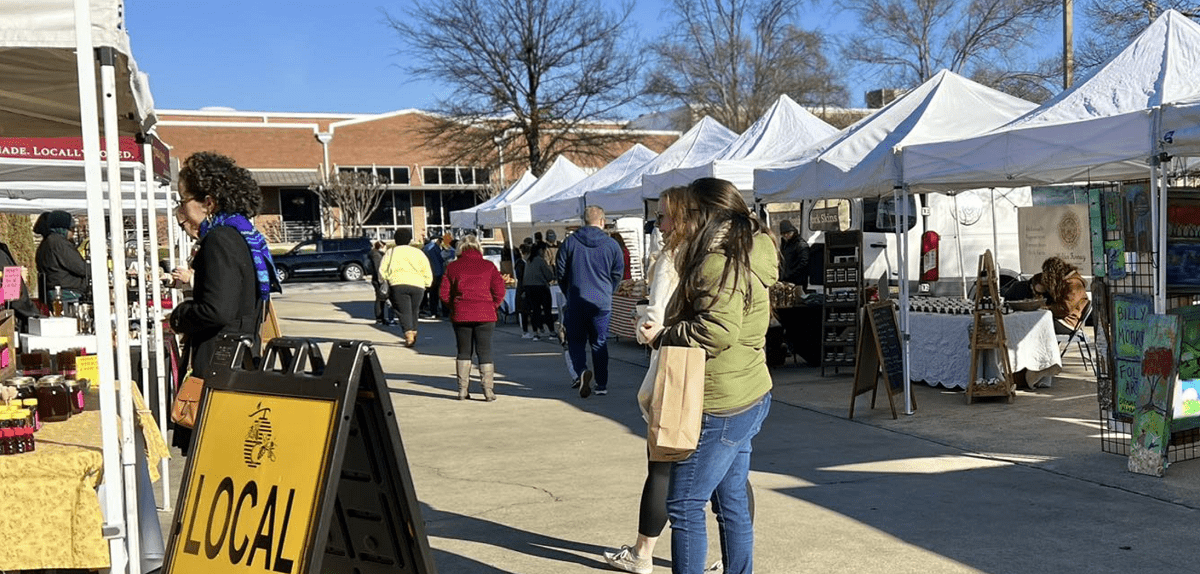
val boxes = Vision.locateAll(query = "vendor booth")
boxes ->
[0,1,174,571]
[897,10,1200,472]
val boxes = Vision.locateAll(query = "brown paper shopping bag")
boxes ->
[647,345,706,462]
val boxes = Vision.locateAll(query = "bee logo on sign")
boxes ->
[244,404,277,468]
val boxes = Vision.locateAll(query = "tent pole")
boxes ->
[895,185,913,415]
[144,149,172,511]
[1158,162,1169,313]
[100,46,142,574]
[1150,164,1162,313]
[953,194,967,298]
[133,168,151,427]
[74,3,127,571]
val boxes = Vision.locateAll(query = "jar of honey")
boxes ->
[35,376,71,423]
[57,350,77,379]
[8,377,38,430]
[67,380,84,415]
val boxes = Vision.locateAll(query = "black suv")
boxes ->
[273,237,372,282]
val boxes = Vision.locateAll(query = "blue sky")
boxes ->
[127,0,859,117]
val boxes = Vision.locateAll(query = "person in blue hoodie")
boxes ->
[556,205,624,397]
[422,233,447,318]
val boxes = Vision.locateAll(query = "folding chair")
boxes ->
[1057,301,1097,376]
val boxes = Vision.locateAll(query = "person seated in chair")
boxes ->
[1031,256,1088,335]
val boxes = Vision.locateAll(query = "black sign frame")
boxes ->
[163,336,437,574]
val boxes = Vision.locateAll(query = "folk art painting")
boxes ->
[1168,306,1200,428]
[1129,314,1181,477]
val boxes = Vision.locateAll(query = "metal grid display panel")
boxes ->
[1096,183,1200,463]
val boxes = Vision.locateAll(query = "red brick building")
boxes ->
[156,108,677,244]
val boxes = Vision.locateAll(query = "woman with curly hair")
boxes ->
[1032,256,1088,334]
[639,178,777,574]
[169,151,278,454]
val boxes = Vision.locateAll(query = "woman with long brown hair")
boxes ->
[1033,256,1088,334]
[639,178,777,574]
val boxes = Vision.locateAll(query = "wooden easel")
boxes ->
[966,250,1015,404]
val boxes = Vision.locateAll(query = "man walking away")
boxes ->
[556,205,624,397]
[423,233,446,318]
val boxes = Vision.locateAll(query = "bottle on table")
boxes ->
[52,286,63,317]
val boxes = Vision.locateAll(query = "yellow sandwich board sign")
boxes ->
[164,337,436,574]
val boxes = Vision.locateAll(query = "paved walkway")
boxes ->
[157,283,1200,573]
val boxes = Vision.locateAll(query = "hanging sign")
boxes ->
[1,267,20,302]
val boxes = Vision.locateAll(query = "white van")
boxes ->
[768,188,1032,297]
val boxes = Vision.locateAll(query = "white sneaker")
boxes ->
[603,545,652,574]
[522,332,534,339]
[705,559,723,572]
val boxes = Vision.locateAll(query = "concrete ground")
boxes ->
[155,281,1200,573]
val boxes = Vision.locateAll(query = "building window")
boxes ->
[336,166,410,185]
[422,166,490,186]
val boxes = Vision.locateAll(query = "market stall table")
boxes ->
[908,309,1063,389]
[609,293,640,341]
[0,410,108,571]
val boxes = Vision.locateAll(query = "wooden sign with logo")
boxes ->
[164,337,436,574]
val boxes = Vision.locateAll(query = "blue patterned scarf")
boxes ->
[199,212,277,301]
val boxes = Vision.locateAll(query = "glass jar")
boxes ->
[20,350,51,377]
[67,380,84,415]
[35,376,71,423]
[56,350,77,379]
[8,377,38,428]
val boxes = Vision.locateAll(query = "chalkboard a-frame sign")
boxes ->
[163,336,437,574]
[849,301,917,419]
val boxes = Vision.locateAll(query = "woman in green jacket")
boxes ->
[640,177,777,574]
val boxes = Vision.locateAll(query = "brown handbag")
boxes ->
[170,373,205,428]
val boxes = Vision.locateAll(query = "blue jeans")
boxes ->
[667,393,771,574]
[565,305,611,388]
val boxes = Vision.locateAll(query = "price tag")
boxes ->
[76,354,100,384]
[1,266,20,303]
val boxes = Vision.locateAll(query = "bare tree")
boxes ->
[838,0,1060,101]
[1079,1,1200,71]
[386,0,646,178]
[309,171,389,238]
[645,0,846,133]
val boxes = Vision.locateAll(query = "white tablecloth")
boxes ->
[908,310,1062,389]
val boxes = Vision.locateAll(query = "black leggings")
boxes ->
[526,285,553,332]
[639,458,755,537]
[389,284,425,332]
[453,321,495,363]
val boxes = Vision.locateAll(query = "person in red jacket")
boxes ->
[440,234,507,401]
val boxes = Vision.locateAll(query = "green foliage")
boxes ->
[0,213,38,294]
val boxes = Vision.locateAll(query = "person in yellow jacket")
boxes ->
[380,228,433,346]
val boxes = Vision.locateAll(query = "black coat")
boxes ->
[35,232,88,298]
[169,225,262,379]
[779,234,810,286]
[168,226,263,455]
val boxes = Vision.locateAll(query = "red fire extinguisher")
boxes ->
[920,231,939,282]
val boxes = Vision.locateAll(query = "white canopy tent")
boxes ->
[755,70,1037,202]
[476,156,588,227]
[448,170,536,229]
[531,144,658,223]
[586,116,738,217]
[641,95,837,197]
[753,70,1037,416]
[902,10,1200,191]
[902,10,1200,312]
[0,2,163,572]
